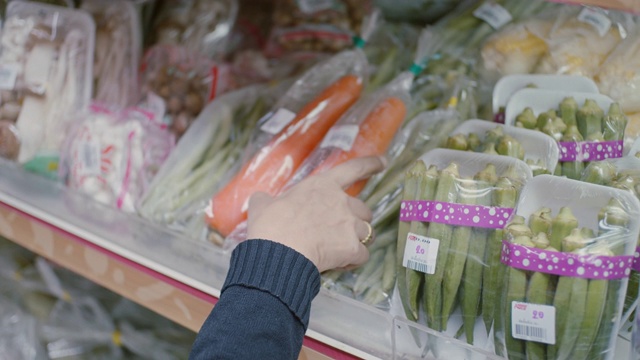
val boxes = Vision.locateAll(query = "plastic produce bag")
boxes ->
[374,0,459,23]
[59,103,175,213]
[0,295,47,360]
[81,0,141,109]
[597,27,640,114]
[140,44,233,139]
[394,149,532,352]
[267,0,371,55]
[138,84,283,241]
[42,296,185,360]
[204,11,380,240]
[150,0,239,59]
[495,175,640,360]
[0,1,95,178]
[444,119,560,176]
[532,6,634,78]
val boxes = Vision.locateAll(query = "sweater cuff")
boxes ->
[222,239,321,329]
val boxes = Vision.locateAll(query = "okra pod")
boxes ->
[572,246,611,359]
[559,97,578,128]
[407,166,439,319]
[497,135,525,160]
[442,178,476,330]
[549,206,579,252]
[461,164,498,343]
[577,99,604,140]
[446,134,468,151]
[603,102,627,141]
[485,125,504,144]
[525,233,555,360]
[353,249,385,295]
[483,178,519,335]
[483,143,499,155]
[581,161,617,186]
[467,133,481,152]
[536,110,556,132]
[382,245,397,294]
[554,230,589,360]
[505,235,535,360]
[396,161,423,321]
[516,107,537,130]
[560,125,584,180]
[529,207,552,236]
[424,163,460,331]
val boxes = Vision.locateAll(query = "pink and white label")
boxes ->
[633,246,640,272]
[558,140,623,162]
[399,200,514,229]
[501,240,633,280]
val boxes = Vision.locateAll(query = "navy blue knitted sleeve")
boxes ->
[189,239,321,360]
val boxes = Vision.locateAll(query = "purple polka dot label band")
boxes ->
[557,140,623,162]
[633,246,640,272]
[501,240,633,280]
[399,200,514,229]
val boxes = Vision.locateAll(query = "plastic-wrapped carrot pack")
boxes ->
[204,11,381,243]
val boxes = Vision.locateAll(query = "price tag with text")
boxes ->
[511,301,556,345]
[402,232,439,274]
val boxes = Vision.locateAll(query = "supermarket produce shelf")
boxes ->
[558,0,640,13]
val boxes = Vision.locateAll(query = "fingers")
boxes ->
[348,196,372,222]
[322,156,385,190]
[350,243,370,268]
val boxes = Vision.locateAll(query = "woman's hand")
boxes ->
[246,156,385,273]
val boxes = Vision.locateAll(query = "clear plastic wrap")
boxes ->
[374,0,459,23]
[138,84,283,242]
[505,89,626,180]
[581,153,640,333]
[392,148,532,352]
[140,44,233,139]
[445,119,560,176]
[0,294,47,360]
[150,0,239,60]
[203,14,378,239]
[0,1,95,178]
[267,0,371,55]
[597,27,640,114]
[81,0,141,109]
[495,174,640,360]
[532,6,634,78]
[59,103,175,213]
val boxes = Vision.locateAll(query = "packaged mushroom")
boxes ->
[267,0,372,55]
[0,1,95,180]
[150,0,239,60]
[81,0,141,109]
[140,44,233,139]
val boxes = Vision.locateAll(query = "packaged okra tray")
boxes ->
[496,175,640,360]
[505,89,627,180]
[445,119,560,176]
[395,148,532,354]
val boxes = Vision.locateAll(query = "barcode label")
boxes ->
[0,63,20,90]
[320,124,359,151]
[78,139,101,176]
[402,232,439,275]
[297,0,335,13]
[473,3,512,30]
[406,260,435,274]
[260,108,296,135]
[511,301,555,344]
[515,324,546,341]
[577,7,612,37]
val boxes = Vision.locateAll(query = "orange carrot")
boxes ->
[206,75,363,236]
[309,96,407,196]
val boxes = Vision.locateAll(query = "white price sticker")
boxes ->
[402,232,439,274]
[320,124,359,151]
[260,108,296,135]
[0,63,20,90]
[578,7,612,37]
[511,301,556,345]
[78,138,101,176]
[473,3,513,30]
[297,0,335,13]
